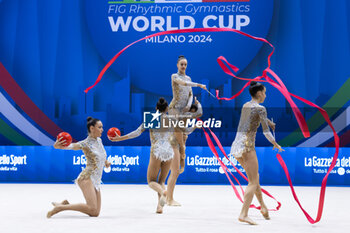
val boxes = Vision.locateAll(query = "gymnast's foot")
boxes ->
[238,215,257,225]
[51,199,69,207]
[179,145,186,160]
[179,167,184,174]
[47,206,60,218]
[159,191,167,207]
[156,203,163,214]
[179,158,185,174]
[167,199,181,206]
[260,206,270,220]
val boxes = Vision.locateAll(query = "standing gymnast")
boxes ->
[109,98,176,214]
[179,97,203,174]
[167,55,206,206]
[47,117,111,218]
[229,81,284,225]
[169,55,207,164]
[166,97,203,206]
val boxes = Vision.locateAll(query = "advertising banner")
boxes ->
[1,146,349,186]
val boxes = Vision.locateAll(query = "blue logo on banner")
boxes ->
[143,110,161,128]
[84,0,274,95]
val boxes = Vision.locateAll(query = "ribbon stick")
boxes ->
[205,89,217,99]
[271,118,276,140]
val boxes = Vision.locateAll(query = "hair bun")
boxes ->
[177,55,186,63]
[250,81,257,86]
[249,81,265,97]
[87,116,93,122]
[156,97,168,113]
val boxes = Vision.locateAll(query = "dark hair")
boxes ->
[87,116,100,133]
[249,81,265,97]
[177,55,186,63]
[156,97,168,113]
[189,104,198,112]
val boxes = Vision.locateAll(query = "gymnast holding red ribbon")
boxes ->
[85,27,339,225]
[227,81,283,225]
[167,55,207,206]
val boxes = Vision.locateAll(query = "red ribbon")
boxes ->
[85,28,272,94]
[216,51,339,224]
[85,28,339,224]
[200,123,282,211]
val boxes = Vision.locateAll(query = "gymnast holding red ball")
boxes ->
[47,117,111,218]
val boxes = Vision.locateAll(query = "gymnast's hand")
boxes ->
[183,106,190,112]
[105,160,111,168]
[194,97,199,105]
[268,120,276,131]
[198,84,207,90]
[108,134,121,142]
[273,143,284,153]
[53,137,67,149]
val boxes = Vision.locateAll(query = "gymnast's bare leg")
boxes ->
[166,146,181,206]
[174,128,186,165]
[236,156,270,220]
[47,178,101,218]
[236,151,260,225]
[147,154,172,213]
[179,134,188,174]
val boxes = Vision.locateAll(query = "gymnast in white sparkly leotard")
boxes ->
[229,99,275,159]
[75,136,107,190]
[230,81,284,225]
[168,56,207,158]
[48,117,111,218]
[109,98,177,214]
[166,55,207,206]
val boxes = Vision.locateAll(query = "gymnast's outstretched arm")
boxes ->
[109,124,145,142]
[54,137,81,150]
[172,74,207,90]
[258,106,284,152]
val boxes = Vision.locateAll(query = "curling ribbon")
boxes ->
[85,28,273,94]
[216,55,339,224]
[200,121,282,211]
[85,28,339,224]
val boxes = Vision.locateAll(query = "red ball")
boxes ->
[107,127,121,138]
[57,132,72,147]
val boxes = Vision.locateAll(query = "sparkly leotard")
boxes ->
[169,73,199,115]
[126,114,176,162]
[76,136,107,190]
[229,100,275,158]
